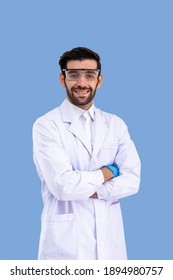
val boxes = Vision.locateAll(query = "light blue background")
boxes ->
[0,0,172,259]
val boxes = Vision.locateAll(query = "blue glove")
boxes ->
[104,165,119,178]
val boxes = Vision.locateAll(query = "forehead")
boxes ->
[67,59,97,69]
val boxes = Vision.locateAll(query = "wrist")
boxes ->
[105,165,119,177]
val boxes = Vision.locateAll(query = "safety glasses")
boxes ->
[62,69,100,81]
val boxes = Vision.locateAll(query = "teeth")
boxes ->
[74,89,90,94]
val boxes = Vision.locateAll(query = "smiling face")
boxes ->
[60,59,102,110]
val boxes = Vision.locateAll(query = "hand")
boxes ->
[100,167,114,183]
[101,165,119,183]
[90,192,98,198]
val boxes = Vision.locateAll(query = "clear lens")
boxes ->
[64,69,100,81]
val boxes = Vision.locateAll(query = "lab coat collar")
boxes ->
[60,99,108,157]
[60,100,92,154]
[60,99,84,122]
[60,99,95,122]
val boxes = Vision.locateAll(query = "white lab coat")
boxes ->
[33,99,141,260]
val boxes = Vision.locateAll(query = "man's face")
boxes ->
[60,59,102,110]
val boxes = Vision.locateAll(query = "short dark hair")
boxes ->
[59,47,101,71]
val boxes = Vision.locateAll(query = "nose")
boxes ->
[76,74,87,85]
[79,74,87,80]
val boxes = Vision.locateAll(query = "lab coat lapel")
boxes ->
[92,109,108,158]
[60,100,92,155]
[69,118,92,155]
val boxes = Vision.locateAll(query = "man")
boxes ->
[33,47,141,260]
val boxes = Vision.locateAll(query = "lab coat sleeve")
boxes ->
[97,120,141,201]
[33,119,104,201]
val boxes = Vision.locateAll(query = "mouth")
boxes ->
[73,88,91,95]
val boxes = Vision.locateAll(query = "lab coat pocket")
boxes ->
[99,145,118,165]
[40,213,77,260]
[109,203,127,259]
[44,213,74,222]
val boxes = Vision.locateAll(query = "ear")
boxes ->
[59,73,66,87]
[96,74,103,88]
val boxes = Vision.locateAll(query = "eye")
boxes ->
[85,73,96,80]
[86,74,93,79]
[68,73,79,79]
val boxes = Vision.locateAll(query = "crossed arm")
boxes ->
[90,166,119,198]
[33,119,140,202]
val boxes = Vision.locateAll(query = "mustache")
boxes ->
[72,86,91,90]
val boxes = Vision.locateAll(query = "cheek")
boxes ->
[64,81,71,89]
[93,81,100,90]
[65,80,75,87]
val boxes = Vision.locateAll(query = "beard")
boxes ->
[64,82,98,108]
